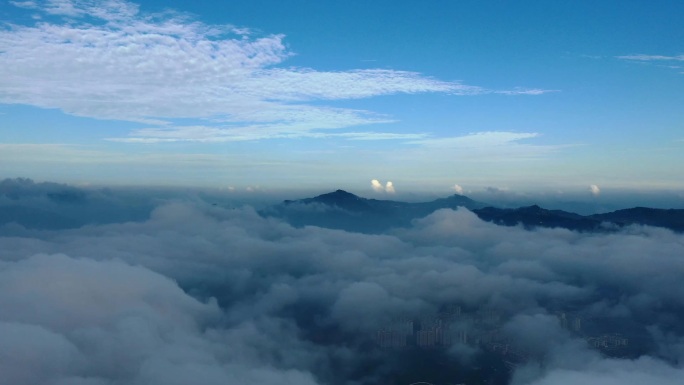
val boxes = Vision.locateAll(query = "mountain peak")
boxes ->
[303,189,372,211]
[331,189,357,196]
[521,204,543,211]
[314,189,360,200]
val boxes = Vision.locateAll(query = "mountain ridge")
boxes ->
[266,190,684,233]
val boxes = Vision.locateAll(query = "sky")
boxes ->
[1,0,683,195]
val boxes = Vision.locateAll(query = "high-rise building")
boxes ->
[457,329,468,345]
[375,330,407,348]
[417,329,436,347]
[557,312,568,329]
[572,317,581,332]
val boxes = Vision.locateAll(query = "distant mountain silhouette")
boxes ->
[290,190,378,212]
[473,205,684,232]
[473,205,602,231]
[265,190,684,233]
[266,189,486,233]
[590,207,684,232]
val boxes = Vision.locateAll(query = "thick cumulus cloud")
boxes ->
[0,253,323,385]
[1,186,684,384]
[371,179,395,194]
[385,181,395,194]
[371,179,385,193]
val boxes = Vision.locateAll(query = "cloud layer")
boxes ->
[2,181,684,384]
[1,0,551,142]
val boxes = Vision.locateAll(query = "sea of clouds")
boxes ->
[1,178,684,385]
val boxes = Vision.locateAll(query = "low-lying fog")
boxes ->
[1,178,684,385]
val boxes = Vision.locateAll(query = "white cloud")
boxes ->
[453,184,464,195]
[371,179,395,194]
[409,131,540,148]
[589,184,600,196]
[495,88,559,95]
[485,186,510,194]
[403,131,564,162]
[9,1,38,9]
[617,54,684,74]
[385,181,395,194]
[371,179,384,193]
[334,132,429,141]
[108,125,430,143]
[617,54,684,61]
[2,0,553,142]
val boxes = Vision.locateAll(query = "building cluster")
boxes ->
[375,319,413,348]
[374,305,502,349]
[556,311,582,332]
[374,305,630,366]
[586,334,629,350]
[555,312,630,353]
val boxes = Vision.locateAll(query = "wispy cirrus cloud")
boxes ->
[108,124,430,143]
[401,131,565,163]
[617,54,684,61]
[617,54,684,74]
[9,1,38,9]
[1,0,553,141]
[11,0,138,19]
[408,131,540,148]
[495,88,559,96]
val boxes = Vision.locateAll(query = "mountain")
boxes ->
[288,189,381,212]
[473,206,684,232]
[472,205,604,232]
[590,207,684,232]
[265,189,486,233]
[265,190,684,233]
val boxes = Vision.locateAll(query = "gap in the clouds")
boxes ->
[0,4,40,25]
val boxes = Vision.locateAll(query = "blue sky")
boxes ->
[1,0,683,196]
